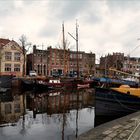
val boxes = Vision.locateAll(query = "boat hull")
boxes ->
[95,88,140,117]
[0,75,13,88]
[21,79,49,91]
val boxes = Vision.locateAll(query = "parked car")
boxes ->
[29,71,37,77]
[52,74,59,78]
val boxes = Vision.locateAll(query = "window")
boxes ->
[79,54,82,59]
[14,95,20,101]
[14,104,20,113]
[14,64,20,72]
[5,52,12,61]
[44,65,46,75]
[5,63,11,71]
[70,54,73,58]
[52,52,55,58]
[14,52,20,61]
[52,60,54,65]
[5,104,12,114]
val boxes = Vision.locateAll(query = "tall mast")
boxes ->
[62,22,66,76]
[76,20,79,79]
[68,20,79,79]
[41,44,44,76]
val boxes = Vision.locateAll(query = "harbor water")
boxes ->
[0,88,95,140]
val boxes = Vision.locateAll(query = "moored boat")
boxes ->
[47,78,93,89]
[21,79,50,91]
[111,85,140,97]
[95,87,140,117]
[77,83,90,88]
[91,77,139,88]
[0,75,13,89]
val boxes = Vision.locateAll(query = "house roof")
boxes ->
[0,38,11,47]
[0,38,22,49]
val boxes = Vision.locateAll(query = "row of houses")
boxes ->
[0,38,95,77]
[0,38,140,78]
[99,53,140,77]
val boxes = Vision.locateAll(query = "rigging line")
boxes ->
[128,45,140,55]
[112,91,139,111]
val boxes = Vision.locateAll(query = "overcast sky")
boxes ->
[1,0,140,59]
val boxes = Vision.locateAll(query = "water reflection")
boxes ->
[0,89,25,125]
[0,88,95,140]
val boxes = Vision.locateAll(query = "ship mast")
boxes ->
[68,20,79,79]
[76,20,79,79]
[62,22,66,77]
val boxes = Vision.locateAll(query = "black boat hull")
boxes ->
[0,75,13,89]
[95,88,140,117]
[21,79,49,91]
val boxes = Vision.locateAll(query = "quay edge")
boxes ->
[77,111,140,140]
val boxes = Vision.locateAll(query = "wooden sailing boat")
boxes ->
[60,21,92,88]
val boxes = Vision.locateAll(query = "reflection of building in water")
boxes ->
[0,92,26,124]
[29,89,94,115]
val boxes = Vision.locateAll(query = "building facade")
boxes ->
[123,57,140,76]
[47,46,70,76]
[0,38,24,77]
[99,52,124,77]
[27,46,96,77]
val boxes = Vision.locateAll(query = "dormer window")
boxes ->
[11,45,16,50]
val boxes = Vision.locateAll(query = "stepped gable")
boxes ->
[0,38,11,47]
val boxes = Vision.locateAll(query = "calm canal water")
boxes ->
[0,88,95,140]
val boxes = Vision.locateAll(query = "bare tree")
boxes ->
[19,35,31,77]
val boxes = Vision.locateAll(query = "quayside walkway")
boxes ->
[77,111,140,140]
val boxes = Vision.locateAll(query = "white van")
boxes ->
[29,70,37,77]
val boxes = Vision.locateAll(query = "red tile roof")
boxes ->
[0,38,11,47]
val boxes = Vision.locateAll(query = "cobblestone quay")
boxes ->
[77,111,140,140]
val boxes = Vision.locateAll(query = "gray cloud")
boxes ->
[0,1,14,16]
[46,0,91,20]
[1,0,140,57]
[39,24,59,38]
[107,0,140,11]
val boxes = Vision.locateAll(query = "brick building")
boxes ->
[27,46,95,77]
[100,52,124,77]
[27,45,48,76]
[0,38,24,77]
[47,46,70,76]
[123,57,140,76]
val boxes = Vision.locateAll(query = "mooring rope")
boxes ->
[112,90,139,111]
